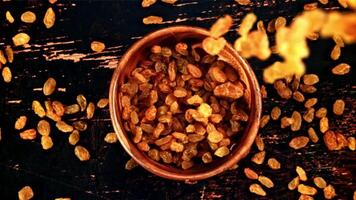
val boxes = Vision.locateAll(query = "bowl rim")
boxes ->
[109,25,262,181]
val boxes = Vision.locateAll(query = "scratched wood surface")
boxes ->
[0,0,355,199]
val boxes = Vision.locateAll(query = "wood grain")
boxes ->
[0,0,355,199]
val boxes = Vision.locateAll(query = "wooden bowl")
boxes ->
[109,26,262,181]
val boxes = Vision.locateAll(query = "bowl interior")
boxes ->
[109,26,262,181]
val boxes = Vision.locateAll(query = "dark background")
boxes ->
[0,0,355,199]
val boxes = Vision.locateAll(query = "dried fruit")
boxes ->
[21,11,36,23]
[303,74,319,85]
[308,127,319,143]
[257,20,266,33]
[293,91,305,102]
[20,129,37,140]
[213,82,243,99]
[258,175,274,188]
[323,130,347,151]
[238,13,257,36]
[281,117,294,128]
[145,106,157,121]
[319,0,328,4]
[56,121,73,133]
[52,101,65,117]
[267,158,281,170]
[6,10,15,23]
[235,0,250,5]
[305,98,318,108]
[275,16,287,30]
[331,63,350,75]
[244,168,258,180]
[348,137,356,151]
[65,104,80,114]
[251,151,265,165]
[125,158,138,170]
[76,94,87,111]
[289,177,300,190]
[333,99,345,115]
[330,45,341,60]
[137,141,151,152]
[307,32,319,41]
[315,107,327,118]
[41,135,53,150]
[161,0,177,4]
[0,50,7,65]
[289,136,309,150]
[2,67,12,83]
[74,145,90,161]
[91,41,105,52]
[210,15,233,38]
[104,132,118,143]
[97,98,109,108]
[32,100,46,118]
[313,177,327,189]
[141,0,157,7]
[72,121,87,132]
[304,2,318,10]
[43,7,56,28]
[43,77,56,96]
[249,183,266,196]
[187,63,202,78]
[320,117,329,133]
[202,152,212,163]
[333,34,344,47]
[181,160,194,169]
[323,130,337,150]
[15,116,27,130]
[260,115,270,128]
[5,46,14,63]
[300,84,317,94]
[202,37,227,56]
[296,166,308,181]
[323,185,336,199]
[209,67,227,83]
[260,85,267,98]
[46,110,61,122]
[303,108,315,123]
[170,141,184,152]
[271,106,281,120]
[173,88,188,98]
[86,102,95,119]
[37,120,51,136]
[334,132,348,150]
[274,80,292,99]
[148,149,160,161]
[18,186,34,200]
[68,130,80,145]
[255,134,264,151]
[298,184,317,196]
[13,33,30,46]
[291,111,302,131]
[143,16,163,24]
[159,151,173,163]
[198,103,212,118]
[214,146,229,157]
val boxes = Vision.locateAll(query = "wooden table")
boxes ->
[0,0,355,199]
